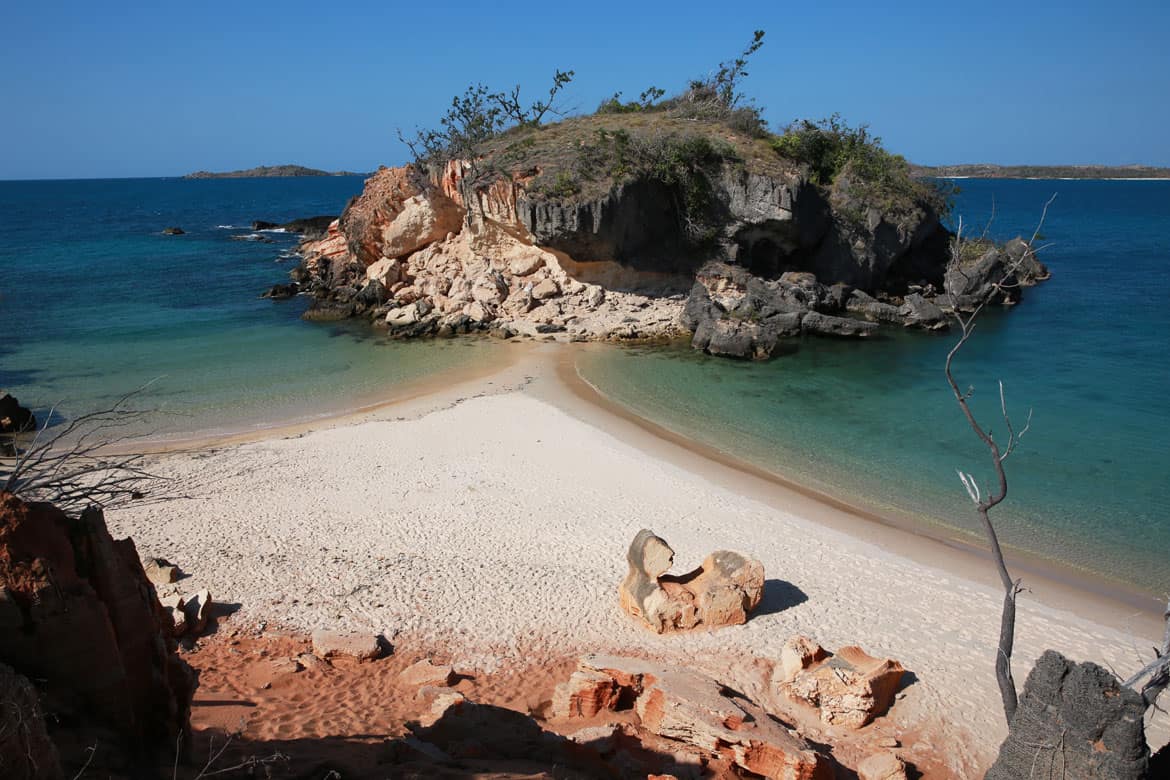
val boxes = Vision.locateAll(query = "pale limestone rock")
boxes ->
[310,630,382,661]
[366,257,405,287]
[143,557,179,585]
[380,193,463,259]
[508,248,546,277]
[778,643,905,728]
[399,659,456,687]
[776,635,830,684]
[619,529,765,633]
[857,751,909,780]
[471,272,508,304]
[182,589,212,635]
[532,278,559,300]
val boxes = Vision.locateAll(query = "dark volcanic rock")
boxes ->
[301,300,356,322]
[161,226,185,235]
[0,493,193,769]
[986,650,1149,780]
[260,283,299,300]
[0,392,36,435]
[800,311,878,338]
[683,262,874,357]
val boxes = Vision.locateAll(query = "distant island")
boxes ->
[911,163,1170,179]
[182,164,367,179]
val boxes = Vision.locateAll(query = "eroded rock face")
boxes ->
[553,654,833,779]
[774,636,905,728]
[985,650,1149,780]
[619,529,764,633]
[0,493,192,765]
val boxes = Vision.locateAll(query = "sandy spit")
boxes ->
[110,344,1169,776]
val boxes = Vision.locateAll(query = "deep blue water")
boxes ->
[0,176,501,437]
[2,176,1167,593]
[578,179,1170,593]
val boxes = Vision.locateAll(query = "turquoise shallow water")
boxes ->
[578,180,1170,594]
[2,176,1167,593]
[0,176,503,438]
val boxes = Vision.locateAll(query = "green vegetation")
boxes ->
[770,114,947,221]
[398,30,946,231]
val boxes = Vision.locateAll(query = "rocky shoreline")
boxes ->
[278,152,1047,359]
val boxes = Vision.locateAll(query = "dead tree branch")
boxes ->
[944,195,1055,725]
[1,383,169,513]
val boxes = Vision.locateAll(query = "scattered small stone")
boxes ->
[296,653,328,671]
[143,557,179,585]
[876,737,900,748]
[182,589,213,635]
[310,630,382,661]
[399,659,456,687]
[270,657,304,675]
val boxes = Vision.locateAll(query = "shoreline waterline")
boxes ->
[88,339,1165,635]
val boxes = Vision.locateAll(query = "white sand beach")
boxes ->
[110,343,1169,776]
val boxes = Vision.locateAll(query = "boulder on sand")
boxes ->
[774,636,905,728]
[619,529,764,633]
[310,630,383,661]
[0,392,36,435]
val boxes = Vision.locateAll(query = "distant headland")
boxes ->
[911,163,1170,179]
[182,164,368,179]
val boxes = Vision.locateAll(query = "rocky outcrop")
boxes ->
[985,650,1149,780]
[945,236,1049,311]
[682,262,881,359]
[0,492,193,768]
[161,226,185,235]
[0,392,36,435]
[551,654,833,779]
[252,215,337,239]
[290,155,1047,358]
[774,636,905,728]
[619,529,764,633]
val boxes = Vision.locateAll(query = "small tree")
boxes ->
[943,199,1053,723]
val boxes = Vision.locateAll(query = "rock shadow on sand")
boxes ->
[753,578,809,617]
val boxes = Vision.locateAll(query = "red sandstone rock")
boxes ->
[619,529,765,633]
[0,492,192,764]
[575,654,832,779]
[857,751,909,780]
[399,658,456,687]
[776,639,905,728]
[552,668,622,718]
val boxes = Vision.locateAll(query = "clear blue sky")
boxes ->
[2,0,1167,179]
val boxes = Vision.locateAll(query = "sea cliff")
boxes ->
[293,114,1046,359]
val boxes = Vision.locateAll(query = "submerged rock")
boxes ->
[161,226,185,235]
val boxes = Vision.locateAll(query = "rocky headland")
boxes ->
[289,112,1048,359]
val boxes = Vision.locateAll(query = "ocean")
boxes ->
[1,176,1166,593]
[0,176,503,438]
